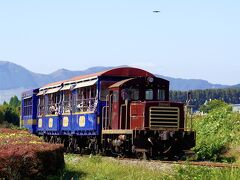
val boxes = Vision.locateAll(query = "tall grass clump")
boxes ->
[193,100,240,162]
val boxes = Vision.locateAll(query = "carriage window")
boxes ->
[63,90,71,113]
[145,89,153,100]
[47,92,61,115]
[38,95,45,116]
[157,89,165,101]
[100,81,116,101]
[23,97,32,116]
[75,85,97,112]
[130,89,139,100]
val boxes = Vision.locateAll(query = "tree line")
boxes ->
[170,88,240,110]
[0,95,20,127]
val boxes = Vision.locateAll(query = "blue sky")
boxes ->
[0,0,239,85]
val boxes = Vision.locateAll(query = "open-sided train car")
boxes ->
[21,67,195,159]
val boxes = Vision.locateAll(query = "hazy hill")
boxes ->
[0,61,237,103]
[230,84,240,89]
[49,66,112,82]
[0,61,112,90]
[0,61,40,90]
[158,75,228,91]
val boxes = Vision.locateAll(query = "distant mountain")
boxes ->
[0,60,238,103]
[49,66,112,82]
[230,84,240,89]
[0,61,112,90]
[157,75,228,91]
[0,61,39,90]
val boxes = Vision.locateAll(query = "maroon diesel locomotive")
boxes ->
[101,74,195,159]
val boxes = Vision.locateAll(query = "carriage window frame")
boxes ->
[75,84,97,113]
[23,97,33,116]
[63,90,71,113]
[38,95,45,116]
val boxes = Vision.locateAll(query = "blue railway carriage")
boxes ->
[21,89,39,133]
[21,67,195,159]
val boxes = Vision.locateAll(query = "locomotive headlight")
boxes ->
[147,77,154,83]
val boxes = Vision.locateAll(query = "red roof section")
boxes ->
[68,67,155,82]
[42,80,64,88]
[41,67,155,89]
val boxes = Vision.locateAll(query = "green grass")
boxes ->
[173,165,240,180]
[49,154,171,180]
[48,154,240,180]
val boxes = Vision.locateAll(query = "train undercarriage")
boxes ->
[42,129,195,160]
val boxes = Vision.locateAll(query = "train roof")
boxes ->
[21,88,39,99]
[109,76,169,89]
[40,67,155,90]
[109,78,134,88]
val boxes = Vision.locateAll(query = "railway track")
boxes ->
[72,153,239,169]
[116,157,239,169]
[157,160,239,168]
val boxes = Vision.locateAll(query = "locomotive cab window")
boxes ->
[157,89,165,101]
[130,88,139,101]
[145,89,153,100]
[23,97,33,116]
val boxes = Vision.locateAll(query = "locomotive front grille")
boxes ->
[149,107,179,129]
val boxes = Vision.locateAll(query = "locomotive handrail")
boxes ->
[109,94,113,128]
[101,106,109,129]
[120,104,127,129]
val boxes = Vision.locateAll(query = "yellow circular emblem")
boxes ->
[63,117,69,127]
[49,118,53,128]
[79,116,85,127]
[38,118,42,128]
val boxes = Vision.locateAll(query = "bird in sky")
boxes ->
[153,10,160,13]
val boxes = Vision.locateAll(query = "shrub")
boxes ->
[0,128,64,179]
[193,103,240,161]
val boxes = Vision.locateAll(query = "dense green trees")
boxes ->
[170,88,240,110]
[0,96,21,127]
[193,100,240,161]
[199,99,232,113]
